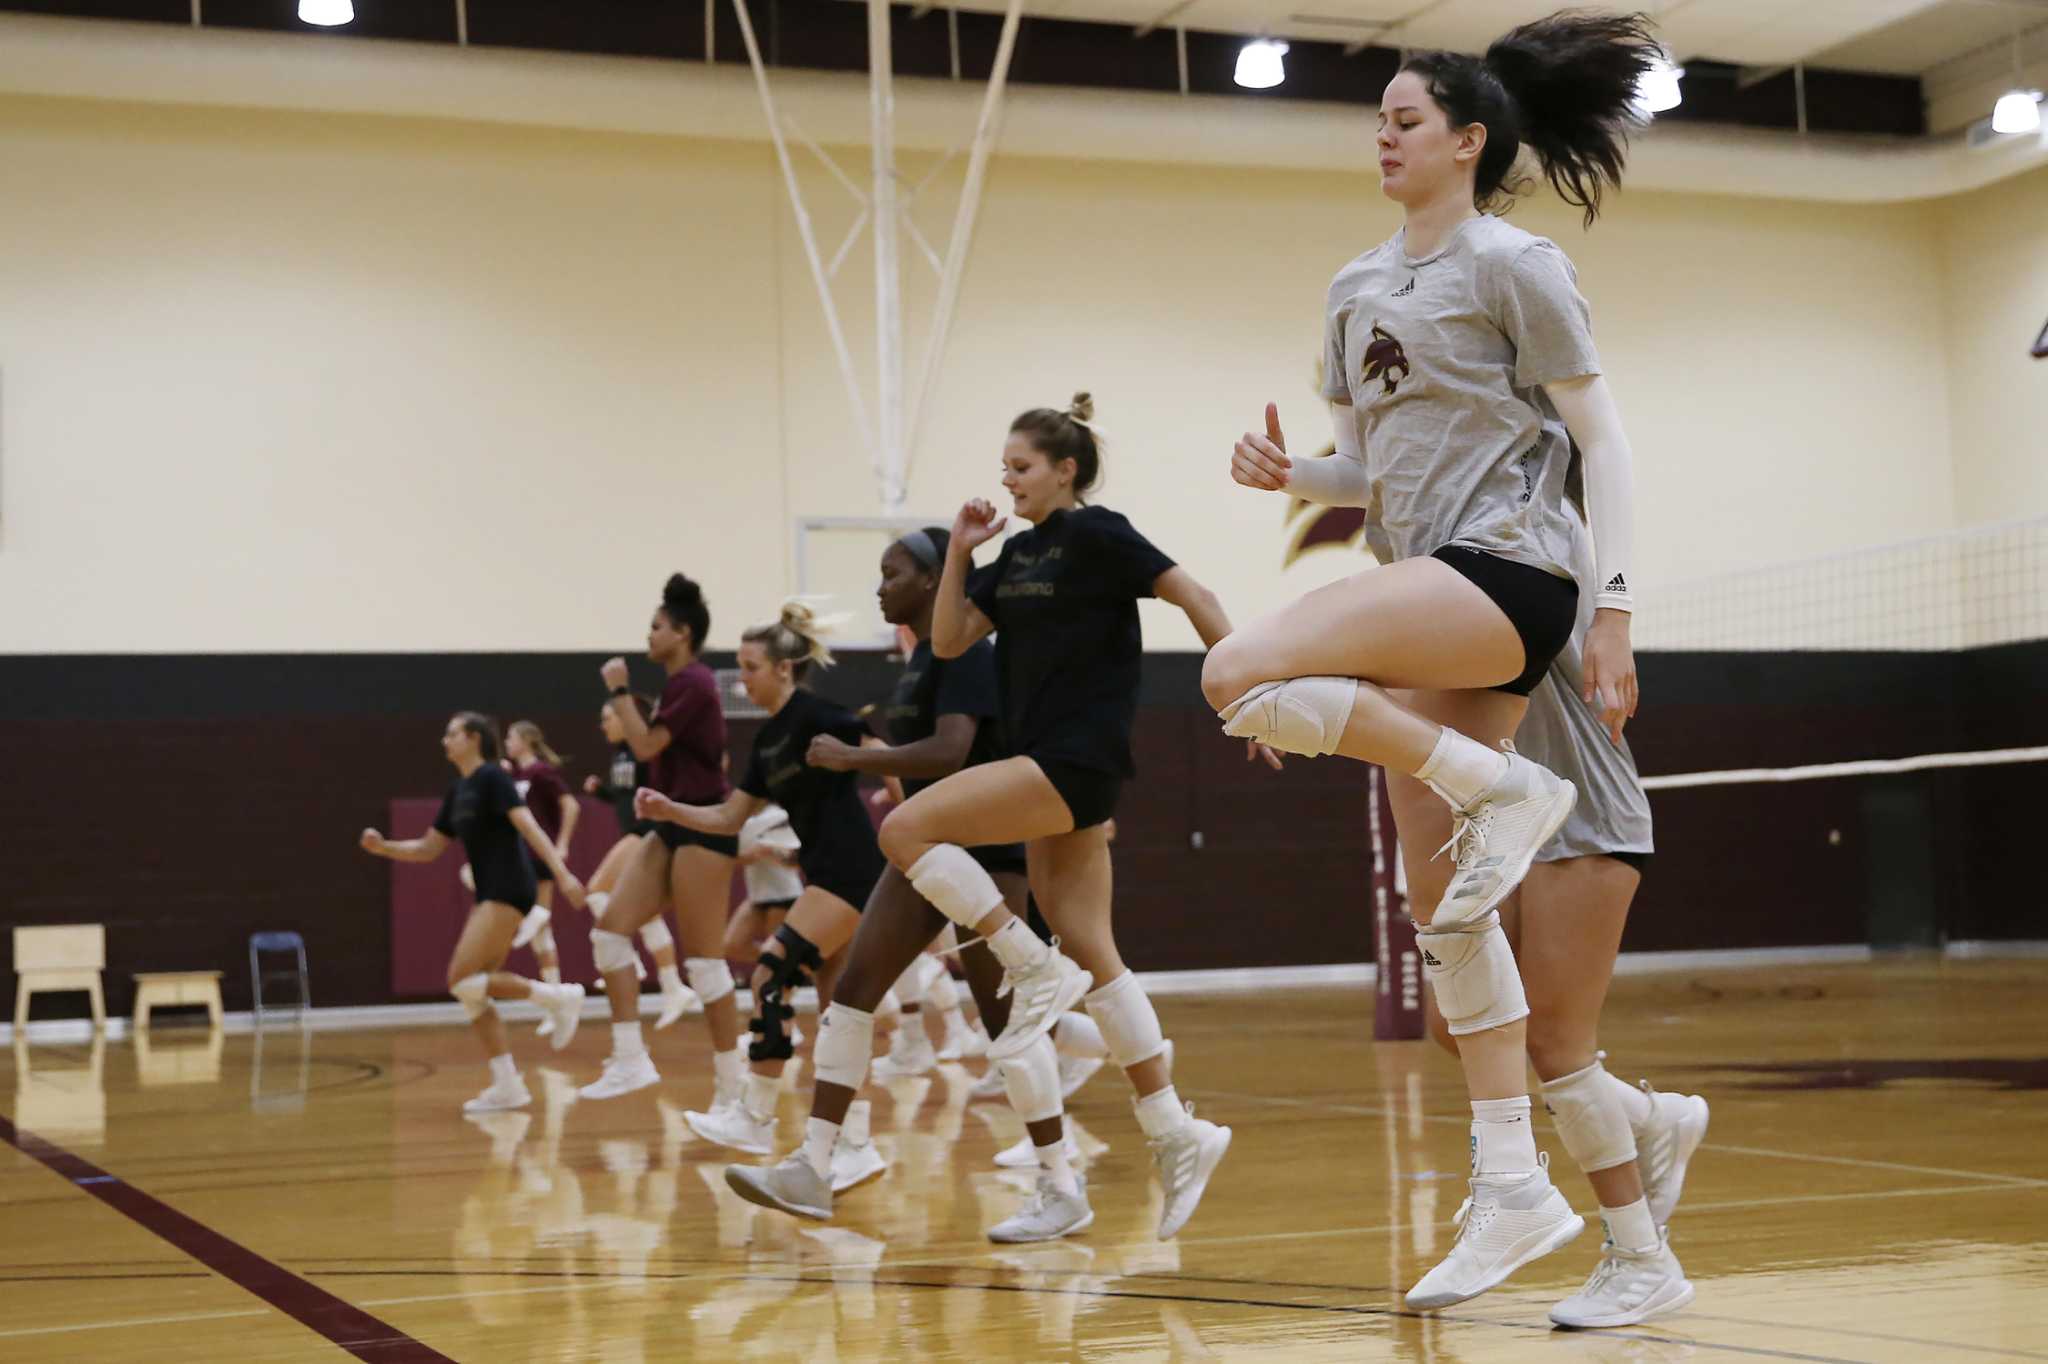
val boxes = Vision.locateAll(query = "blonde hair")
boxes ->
[508,719,566,768]
[1010,391,1103,499]
[742,600,839,679]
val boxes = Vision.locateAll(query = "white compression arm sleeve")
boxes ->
[1547,375,1636,613]
[1284,403,1372,508]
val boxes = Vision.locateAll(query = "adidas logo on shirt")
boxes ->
[1393,277,1416,297]
[1604,573,1629,595]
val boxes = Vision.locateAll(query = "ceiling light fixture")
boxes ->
[1991,21,2042,136]
[1234,38,1288,91]
[1634,52,1685,117]
[299,0,355,26]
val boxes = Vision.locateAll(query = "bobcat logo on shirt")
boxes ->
[1361,323,1411,397]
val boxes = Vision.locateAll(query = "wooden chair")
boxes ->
[12,925,107,1034]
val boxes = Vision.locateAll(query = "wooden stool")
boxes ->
[12,925,107,1034]
[132,971,225,1031]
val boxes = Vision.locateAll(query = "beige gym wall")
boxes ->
[0,91,2002,653]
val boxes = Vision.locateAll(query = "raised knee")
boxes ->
[1200,640,1253,711]
[877,808,923,868]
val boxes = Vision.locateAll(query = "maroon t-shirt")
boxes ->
[651,661,730,804]
[510,761,570,843]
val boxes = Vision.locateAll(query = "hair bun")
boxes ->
[1067,392,1095,424]
[779,600,817,635]
[663,573,703,610]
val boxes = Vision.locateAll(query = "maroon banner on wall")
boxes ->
[1370,767,1424,1041]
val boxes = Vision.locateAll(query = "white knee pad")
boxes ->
[533,925,557,957]
[1420,915,1529,1036]
[1217,676,1358,758]
[586,890,612,923]
[813,1002,876,1090]
[925,964,961,1013]
[1083,970,1168,1068]
[685,956,735,1006]
[1053,1010,1108,1061]
[638,918,674,953]
[999,1034,1063,1124]
[591,928,638,975]
[450,972,491,1021]
[891,956,931,1008]
[1540,1059,1638,1174]
[906,845,1004,931]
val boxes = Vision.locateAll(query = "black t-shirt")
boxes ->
[740,688,886,893]
[596,741,650,830]
[880,637,1008,800]
[967,505,1176,777]
[433,764,535,903]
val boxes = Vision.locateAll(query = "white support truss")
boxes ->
[730,0,1025,514]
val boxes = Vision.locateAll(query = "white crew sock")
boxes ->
[658,963,687,996]
[541,966,563,986]
[488,1053,518,1085]
[1133,1085,1189,1140]
[1471,1096,1538,1178]
[612,1021,647,1059]
[712,1046,746,1098]
[988,919,1049,973]
[1037,1139,1079,1197]
[1602,1196,1659,1253]
[744,1071,780,1122]
[801,1116,841,1179]
[1413,727,1509,808]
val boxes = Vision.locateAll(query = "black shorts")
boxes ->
[1032,757,1123,831]
[802,859,885,915]
[627,818,659,839]
[655,823,739,858]
[1431,546,1579,697]
[1024,894,1052,944]
[972,842,1029,878]
[475,875,537,911]
[533,862,554,885]
[1610,850,1652,875]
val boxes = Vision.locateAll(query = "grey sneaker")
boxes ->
[988,1174,1094,1244]
[986,943,1093,1062]
[725,1153,833,1221]
[1635,1082,1710,1226]
[1432,745,1576,928]
[1549,1230,1695,1328]
[1405,1155,1584,1310]
[1149,1106,1232,1239]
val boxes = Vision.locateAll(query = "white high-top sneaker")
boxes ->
[1634,1082,1710,1226]
[1432,745,1577,927]
[1405,1154,1584,1310]
[1148,1105,1232,1240]
[988,1173,1094,1244]
[686,1099,776,1156]
[537,984,585,1052]
[871,1017,938,1079]
[579,1051,659,1101]
[1549,1229,1695,1328]
[986,945,1093,1062]
[463,1074,533,1113]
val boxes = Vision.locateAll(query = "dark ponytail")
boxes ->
[453,711,504,762]
[1403,10,1661,228]
[659,572,711,651]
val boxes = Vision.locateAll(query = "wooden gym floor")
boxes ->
[3,956,2045,1362]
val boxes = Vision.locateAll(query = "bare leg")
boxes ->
[449,903,524,1065]
[1027,829,1169,1100]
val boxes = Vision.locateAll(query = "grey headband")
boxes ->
[896,529,941,570]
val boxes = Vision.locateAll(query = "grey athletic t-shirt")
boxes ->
[1322,214,1600,582]
[1518,518,1654,862]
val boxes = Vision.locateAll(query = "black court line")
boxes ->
[0,1113,454,1363]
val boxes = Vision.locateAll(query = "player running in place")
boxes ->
[359,712,587,1113]
[1421,525,1706,1329]
[573,697,702,1030]
[722,526,1092,1241]
[579,574,741,1102]
[501,721,578,1031]
[1206,12,1658,1307]
[634,603,888,1156]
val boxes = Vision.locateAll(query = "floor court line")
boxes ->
[0,1112,455,1363]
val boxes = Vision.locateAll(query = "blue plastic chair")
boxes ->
[249,931,310,1027]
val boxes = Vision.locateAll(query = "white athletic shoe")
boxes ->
[995,1133,1083,1170]
[830,1139,889,1194]
[1058,1054,1105,1099]
[872,1019,938,1079]
[654,984,704,1031]
[968,1066,1010,1101]
[937,1016,989,1061]
[1149,1107,1232,1240]
[1635,1083,1710,1227]
[1549,1231,1695,1329]
[512,905,551,950]
[535,1013,555,1040]
[987,945,1093,1062]
[578,1051,659,1101]
[1405,1157,1585,1310]
[988,1173,1094,1244]
[1433,746,1577,927]
[463,1075,533,1113]
[686,1100,776,1156]
[539,984,585,1052]
[726,1153,834,1221]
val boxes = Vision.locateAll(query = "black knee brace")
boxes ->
[748,923,822,1062]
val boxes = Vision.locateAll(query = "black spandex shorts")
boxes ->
[803,861,884,915]
[627,818,658,839]
[533,862,554,885]
[655,823,739,858]
[971,842,1029,878]
[1032,757,1123,832]
[476,875,538,912]
[1610,850,1652,875]
[1431,546,1579,697]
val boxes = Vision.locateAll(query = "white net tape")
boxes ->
[1635,515,2048,652]
[1642,745,2048,792]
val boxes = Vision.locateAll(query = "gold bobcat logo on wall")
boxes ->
[1362,322,1411,396]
